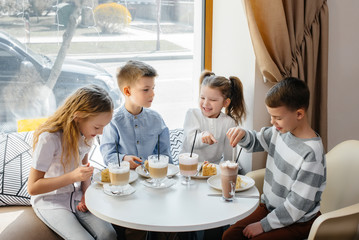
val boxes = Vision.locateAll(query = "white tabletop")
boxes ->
[85,174,259,232]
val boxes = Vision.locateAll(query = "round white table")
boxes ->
[85,174,259,232]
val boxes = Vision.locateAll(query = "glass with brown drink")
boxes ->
[179,153,198,185]
[148,155,169,187]
[108,161,130,194]
[220,160,238,201]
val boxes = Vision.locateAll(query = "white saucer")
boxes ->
[135,164,179,178]
[207,175,255,192]
[141,178,176,189]
[93,170,138,185]
[103,184,136,196]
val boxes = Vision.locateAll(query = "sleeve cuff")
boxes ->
[238,131,250,147]
[260,218,272,232]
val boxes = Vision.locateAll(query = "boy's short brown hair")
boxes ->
[116,60,157,92]
[265,77,310,111]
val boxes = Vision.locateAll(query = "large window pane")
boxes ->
[0,0,198,132]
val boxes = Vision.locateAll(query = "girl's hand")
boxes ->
[243,221,263,238]
[71,163,94,182]
[76,195,88,212]
[226,127,246,147]
[123,155,142,169]
[201,131,217,145]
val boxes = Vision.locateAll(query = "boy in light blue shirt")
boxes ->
[100,60,172,169]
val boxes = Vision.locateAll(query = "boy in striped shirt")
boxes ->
[224,77,326,240]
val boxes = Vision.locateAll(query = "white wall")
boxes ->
[212,0,270,172]
[327,0,359,150]
[212,0,359,172]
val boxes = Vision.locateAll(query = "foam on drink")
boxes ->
[179,153,198,176]
[109,162,130,186]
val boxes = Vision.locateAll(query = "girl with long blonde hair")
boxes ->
[28,85,117,239]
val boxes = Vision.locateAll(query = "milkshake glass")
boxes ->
[108,161,130,194]
[220,160,238,201]
[179,153,199,185]
[148,155,169,187]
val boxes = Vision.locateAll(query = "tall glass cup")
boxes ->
[220,160,238,202]
[108,161,130,194]
[179,153,198,185]
[148,155,169,187]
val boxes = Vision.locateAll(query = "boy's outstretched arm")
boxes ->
[226,127,246,147]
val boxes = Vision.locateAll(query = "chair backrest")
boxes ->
[320,140,359,214]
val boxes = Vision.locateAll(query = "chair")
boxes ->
[245,140,359,240]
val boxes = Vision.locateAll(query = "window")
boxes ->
[0,0,202,132]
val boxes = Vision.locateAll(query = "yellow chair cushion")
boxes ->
[17,118,47,132]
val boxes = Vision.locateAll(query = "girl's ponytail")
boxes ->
[199,70,246,125]
[227,76,246,125]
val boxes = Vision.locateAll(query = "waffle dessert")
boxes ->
[202,161,217,176]
[101,168,110,182]
[235,176,242,189]
[144,160,149,171]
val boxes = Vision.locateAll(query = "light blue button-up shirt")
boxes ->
[100,106,172,165]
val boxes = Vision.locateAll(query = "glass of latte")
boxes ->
[178,153,198,185]
[148,155,169,187]
[219,160,239,202]
[108,161,130,194]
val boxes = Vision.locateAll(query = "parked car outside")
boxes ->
[0,30,121,133]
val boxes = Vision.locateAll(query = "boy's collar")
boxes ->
[122,105,144,117]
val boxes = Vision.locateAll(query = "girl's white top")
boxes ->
[31,131,93,212]
[181,108,237,164]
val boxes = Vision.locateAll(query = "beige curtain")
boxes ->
[243,0,328,149]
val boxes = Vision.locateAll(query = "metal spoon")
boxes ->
[141,164,150,176]
[195,162,204,176]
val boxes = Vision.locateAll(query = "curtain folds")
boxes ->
[244,0,328,149]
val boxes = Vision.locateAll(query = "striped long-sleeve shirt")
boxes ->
[239,126,326,232]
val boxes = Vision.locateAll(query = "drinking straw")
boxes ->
[190,130,197,157]
[116,141,120,166]
[157,134,160,161]
[235,148,243,163]
[232,147,236,162]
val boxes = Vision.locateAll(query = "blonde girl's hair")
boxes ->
[199,70,246,125]
[116,60,157,93]
[33,85,114,172]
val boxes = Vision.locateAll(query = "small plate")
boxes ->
[103,184,136,196]
[93,170,138,185]
[207,175,255,192]
[192,163,220,179]
[135,164,179,178]
[141,178,176,189]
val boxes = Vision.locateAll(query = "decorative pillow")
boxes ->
[88,136,106,170]
[169,128,184,165]
[0,131,33,206]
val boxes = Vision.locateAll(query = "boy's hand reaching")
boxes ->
[226,127,246,147]
[123,155,142,169]
[201,131,217,145]
[243,221,263,238]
